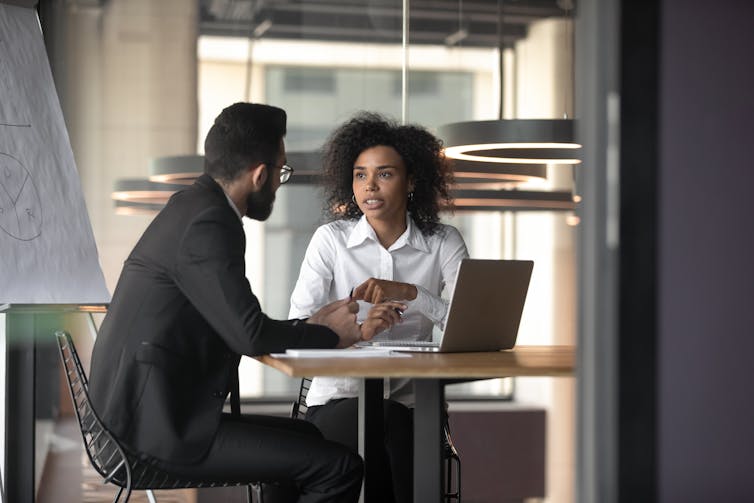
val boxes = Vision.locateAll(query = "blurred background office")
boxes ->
[11,0,577,500]
[1,0,753,501]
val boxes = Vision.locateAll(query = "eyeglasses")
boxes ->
[279,164,294,184]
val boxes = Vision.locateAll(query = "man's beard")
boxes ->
[245,174,275,220]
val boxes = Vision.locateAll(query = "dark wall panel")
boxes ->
[658,0,754,500]
[449,409,546,502]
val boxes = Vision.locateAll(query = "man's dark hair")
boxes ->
[322,112,453,235]
[204,102,287,182]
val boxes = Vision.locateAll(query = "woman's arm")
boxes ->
[408,226,469,327]
[352,278,417,303]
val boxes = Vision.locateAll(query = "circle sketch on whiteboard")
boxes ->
[0,152,43,241]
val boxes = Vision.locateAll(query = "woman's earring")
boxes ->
[408,192,414,202]
[352,194,356,203]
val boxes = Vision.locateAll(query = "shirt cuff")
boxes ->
[409,284,449,326]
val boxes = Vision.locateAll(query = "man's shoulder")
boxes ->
[172,178,222,203]
[163,181,230,218]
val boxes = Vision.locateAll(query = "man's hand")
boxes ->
[352,278,418,304]
[359,301,408,341]
[306,297,361,348]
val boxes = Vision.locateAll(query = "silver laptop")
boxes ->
[361,259,534,353]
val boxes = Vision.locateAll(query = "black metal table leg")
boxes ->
[5,313,37,503]
[413,379,444,503]
[358,378,384,503]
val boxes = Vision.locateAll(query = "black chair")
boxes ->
[291,377,461,502]
[55,331,263,503]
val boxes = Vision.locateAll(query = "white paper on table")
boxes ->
[273,348,411,358]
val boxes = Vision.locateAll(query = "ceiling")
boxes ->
[199,0,570,48]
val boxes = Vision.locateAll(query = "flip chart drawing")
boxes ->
[0,152,42,241]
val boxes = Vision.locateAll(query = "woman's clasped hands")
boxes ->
[351,278,415,340]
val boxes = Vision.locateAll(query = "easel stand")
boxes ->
[1,304,106,503]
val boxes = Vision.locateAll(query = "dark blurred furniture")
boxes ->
[291,377,461,501]
[256,345,574,502]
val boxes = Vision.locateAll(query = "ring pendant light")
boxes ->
[443,0,581,212]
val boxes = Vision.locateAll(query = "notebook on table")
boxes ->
[359,258,534,353]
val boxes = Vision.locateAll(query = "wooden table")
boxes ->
[257,345,575,502]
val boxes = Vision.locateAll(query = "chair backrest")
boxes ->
[290,377,313,419]
[55,331,133,488]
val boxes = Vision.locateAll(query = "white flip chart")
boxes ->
[0,3,109,303]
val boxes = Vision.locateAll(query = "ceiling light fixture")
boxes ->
[450,159,547,189]
[442,119,580,164]
[451,188,576,212]
[111,179,184,204]
[114,200,165,217]
[148,155,204,185]
[439,0,581,167]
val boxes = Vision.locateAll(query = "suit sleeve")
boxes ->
[174,206,338,355]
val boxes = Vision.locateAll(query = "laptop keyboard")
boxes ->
[367,340,440,348]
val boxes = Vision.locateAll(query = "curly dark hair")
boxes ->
[322,112,453,235]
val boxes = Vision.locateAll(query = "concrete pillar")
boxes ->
[56,0,198,291]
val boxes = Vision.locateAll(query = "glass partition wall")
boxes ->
[43,1,576,501]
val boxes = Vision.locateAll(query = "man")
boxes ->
[89,102,363,502]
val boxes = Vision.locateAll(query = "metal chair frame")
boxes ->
[55,331,261,503]
[292,377,461,501]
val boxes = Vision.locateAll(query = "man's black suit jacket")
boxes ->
[89,174,338,464]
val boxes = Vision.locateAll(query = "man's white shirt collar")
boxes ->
[346,214,430,253]
[223,192,243,221]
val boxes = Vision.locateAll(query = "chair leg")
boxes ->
[146,489,158,503]
[247,483,263,503]
[455,454,462,501]
[443,454,461,501]
[112,485,133,503]
[446,459,452,501]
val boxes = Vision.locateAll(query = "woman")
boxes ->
[289,112,468,502]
